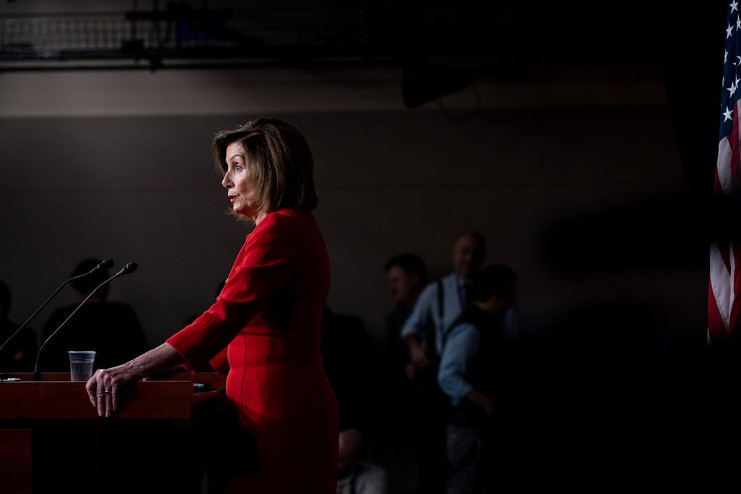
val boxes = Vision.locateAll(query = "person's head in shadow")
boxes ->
[471,263,517,314]
[0,279,12,323]
[337,428,370,480]
[70,258,110,302]
[385,252,427,309]
[452,230,487,283]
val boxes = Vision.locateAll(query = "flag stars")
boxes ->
[732,0,739,13]
[724,106,734,122]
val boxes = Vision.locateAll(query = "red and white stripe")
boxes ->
[709,98,741,344]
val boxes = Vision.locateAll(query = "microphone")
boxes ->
[0,259,114,361]
[32,262,138,381]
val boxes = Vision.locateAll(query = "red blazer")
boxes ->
[168,208,338,493]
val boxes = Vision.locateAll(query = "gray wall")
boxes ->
[0,65,707,369]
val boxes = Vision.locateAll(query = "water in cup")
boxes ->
[68,350,96,382]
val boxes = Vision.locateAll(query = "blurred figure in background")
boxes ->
[401,231,487,376]
[0,279,37,372]
[337,428,390,494]
[384,252,428,395]
[437,264,518,494]
[400,230,487,494]
[380,253,428,493]
[321,306,377,433]
[40,257,148,371]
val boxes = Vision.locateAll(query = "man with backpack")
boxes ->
[400,230,487,494]
[437,264,518,494]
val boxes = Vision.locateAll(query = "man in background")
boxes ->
[40,257,147,371]
[384,252,428,392]
[337,428,389,494]
[400,230,487,494]
[437,264,518,493]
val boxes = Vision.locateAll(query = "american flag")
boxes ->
[709,0,741,345]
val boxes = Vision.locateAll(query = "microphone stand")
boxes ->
[33,262,136,382]
[0,260,113,374]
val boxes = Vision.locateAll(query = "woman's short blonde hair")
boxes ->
[212,117,318,216]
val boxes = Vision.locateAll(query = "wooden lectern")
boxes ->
[0,372,225,494]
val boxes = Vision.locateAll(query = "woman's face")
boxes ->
[222,141,260,221]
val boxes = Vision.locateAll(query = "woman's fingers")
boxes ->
[85,369,118,417]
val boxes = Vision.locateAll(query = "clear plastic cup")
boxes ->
[68,350,96,382]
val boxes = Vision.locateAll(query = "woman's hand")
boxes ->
[84,342,184,417]
[85,366,133,418]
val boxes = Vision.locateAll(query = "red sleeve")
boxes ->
[167,212,298,372]
[208,347,229,374]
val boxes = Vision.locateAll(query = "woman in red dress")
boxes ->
[85,117,338,493]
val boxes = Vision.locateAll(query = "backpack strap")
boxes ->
[437,278,444,328]
[425,278,444,357]
[441,306,479,351]
[441,311,464,350]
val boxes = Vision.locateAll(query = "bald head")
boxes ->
[452,230,487,281]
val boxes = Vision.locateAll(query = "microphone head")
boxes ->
[121,262,138,275]
[99,259,114,270]
[85,258,114,276]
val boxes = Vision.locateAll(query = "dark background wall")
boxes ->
[0,73,707,362]
[0,0,726,380]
